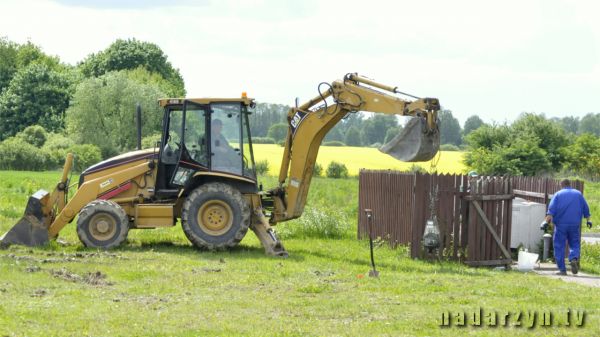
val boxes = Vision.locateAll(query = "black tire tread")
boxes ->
[181,182,250,250]
[76,199,129,249]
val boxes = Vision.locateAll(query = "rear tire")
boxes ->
[77,200,129,249]
[181,183,250,250]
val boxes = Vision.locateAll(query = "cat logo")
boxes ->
[290,110,307,137]
[291,112,302,128]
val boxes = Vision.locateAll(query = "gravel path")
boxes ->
[531,262,600,288]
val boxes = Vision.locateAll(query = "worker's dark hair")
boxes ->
[560,179,571,188]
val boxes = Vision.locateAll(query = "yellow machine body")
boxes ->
[1,74,440,257]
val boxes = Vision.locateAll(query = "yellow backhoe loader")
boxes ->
[0,73,440,256]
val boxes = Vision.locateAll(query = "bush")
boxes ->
[68,144,102,172]
[326,161,349,179]
[43,132,75,165]
[322,140,345,147]
[0,137,54,170]
[408,164,427,174]
[142,132,162,149]
[267,123,288,143]
[252,137,276,144]
[276,207,350,239]
[255,159,270,175]
[440,143,460,151]
[16,125,47,147]
[313,162,323,177]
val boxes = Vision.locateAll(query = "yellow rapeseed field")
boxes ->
[252,144,466,176]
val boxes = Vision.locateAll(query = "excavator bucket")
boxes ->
[0,190,50,248]
[379,116,439,162]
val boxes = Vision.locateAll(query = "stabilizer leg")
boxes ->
[251,209,288,258]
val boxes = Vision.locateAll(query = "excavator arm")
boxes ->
[268,73,440,223]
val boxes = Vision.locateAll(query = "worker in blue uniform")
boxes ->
[541,179,592,275]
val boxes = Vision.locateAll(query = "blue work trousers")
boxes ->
[553,223,581,272]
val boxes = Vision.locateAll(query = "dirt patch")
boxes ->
[112,293,170,307]
[25,265,41,273]
[50,268,113,286]
[30,289,48,297]
[192,267,222,273]
[2,251,127,264]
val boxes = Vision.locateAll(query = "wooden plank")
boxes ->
[465,259,512,267]
[411,173,426,258]
[472,200,512,260]
[490,179,498,260]
[464,194,514,201]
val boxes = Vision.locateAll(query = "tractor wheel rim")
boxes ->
[89,213,117,241]
[198,200,233,236]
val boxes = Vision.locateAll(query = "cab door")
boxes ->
[157,101,209,193]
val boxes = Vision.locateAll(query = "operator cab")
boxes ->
[156,98,257,195]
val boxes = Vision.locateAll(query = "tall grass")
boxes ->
[277,206,352,239]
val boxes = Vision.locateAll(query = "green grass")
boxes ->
[1,171,600,336]
[583,181,600,234]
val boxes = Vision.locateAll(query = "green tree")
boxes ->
[0,63,77,139]
[0,38,19,93]
[500,136,551,176]
[79,38,185,96]
[439,109,462,146]
[267,123,288,143]
[65,70,165,158]
[1,39,67,94]
[361,114,397,145]
[563,133,600,180]
[465,114,567,176]
[15,41,62,70]
[383,126,401,144]
[463,115,485,136]
[554,116,579,135]
[324,126,344,142]
[248,102,288,137]
[16,125,47,147]
[125,67,182,97]
[465,124,511,150]
[326,161,349,178]
[578,113,600,136]
[344,126,362,146]
[511,113,568,171]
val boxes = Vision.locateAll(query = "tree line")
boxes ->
[1,37,599,179]
[464,113,600,180]
[0,37,184,170]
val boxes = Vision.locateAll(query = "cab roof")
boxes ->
[158,97,254,107]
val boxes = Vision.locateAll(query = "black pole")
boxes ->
[365,209,379,277]
[136,103,142,150]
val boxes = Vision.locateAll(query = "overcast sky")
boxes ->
[1,0,599,124]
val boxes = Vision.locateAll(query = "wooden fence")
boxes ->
[358,171,584,266]
[513,176,584,206]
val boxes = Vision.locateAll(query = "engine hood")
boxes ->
[79,148,157,186]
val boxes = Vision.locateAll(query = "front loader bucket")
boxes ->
[379,116,439,162]
[0,190,50,248]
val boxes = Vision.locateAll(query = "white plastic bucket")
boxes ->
[517,251,539,271]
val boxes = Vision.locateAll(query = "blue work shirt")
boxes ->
[547,187,590,225]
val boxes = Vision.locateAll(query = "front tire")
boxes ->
[77,200,129,249]
[181,183,250,250]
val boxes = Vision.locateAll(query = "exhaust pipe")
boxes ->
[136,103,142,151]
